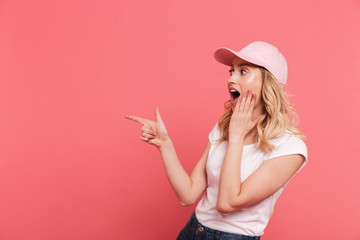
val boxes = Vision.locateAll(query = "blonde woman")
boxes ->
[125,41,308,240]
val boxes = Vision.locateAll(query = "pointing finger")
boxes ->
[125,115,149,125]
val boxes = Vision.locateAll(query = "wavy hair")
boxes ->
[217,67,305,153]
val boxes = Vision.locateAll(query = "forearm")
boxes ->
[217,140,244,212]
[158,138,195,205]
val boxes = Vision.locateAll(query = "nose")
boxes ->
[228,75,238,84]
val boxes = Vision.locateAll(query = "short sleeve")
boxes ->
[208,122,220,145]
[265,134,308,171]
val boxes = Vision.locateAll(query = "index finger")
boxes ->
[235,94,244,113]
[125,115,149,125]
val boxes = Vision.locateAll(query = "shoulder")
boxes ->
[208,122,221,144]
[265,132,308,162]
[270,132,306,146]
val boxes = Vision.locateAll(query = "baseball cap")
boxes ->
[214,41,288,85]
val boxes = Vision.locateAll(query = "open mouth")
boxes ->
[230,89,240,102]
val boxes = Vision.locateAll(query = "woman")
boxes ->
[125,41,308,240]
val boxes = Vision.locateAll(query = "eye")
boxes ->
[229,69,234,75]
[240,69,247,75]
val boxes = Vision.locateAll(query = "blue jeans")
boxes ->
[177,212,261,240]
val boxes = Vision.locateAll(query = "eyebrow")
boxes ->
[230,63,251,68]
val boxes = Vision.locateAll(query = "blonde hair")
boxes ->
[218,67,305,153]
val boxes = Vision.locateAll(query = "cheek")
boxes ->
[243,77,262,95]
[244,74,263,105]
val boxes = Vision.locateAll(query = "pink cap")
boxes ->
[214,41,288,85]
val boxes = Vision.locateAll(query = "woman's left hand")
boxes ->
[228,90,262,143]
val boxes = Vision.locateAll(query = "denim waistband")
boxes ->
[189,212,261,240]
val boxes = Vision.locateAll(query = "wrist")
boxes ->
[228,134,245,144]
[158,136,172,151]
[228,139,245,146]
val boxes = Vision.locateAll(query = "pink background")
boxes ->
[1,0,360,239]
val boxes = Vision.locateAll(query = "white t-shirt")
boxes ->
[195,123,308,236]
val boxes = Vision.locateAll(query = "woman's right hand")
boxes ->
[125,107,169,149]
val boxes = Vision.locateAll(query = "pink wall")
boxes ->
[0,0,359,239]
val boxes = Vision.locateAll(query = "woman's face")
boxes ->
[228,57,264,114]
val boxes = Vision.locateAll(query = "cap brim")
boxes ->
[214,47,240,66]
[214,47,260,68]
